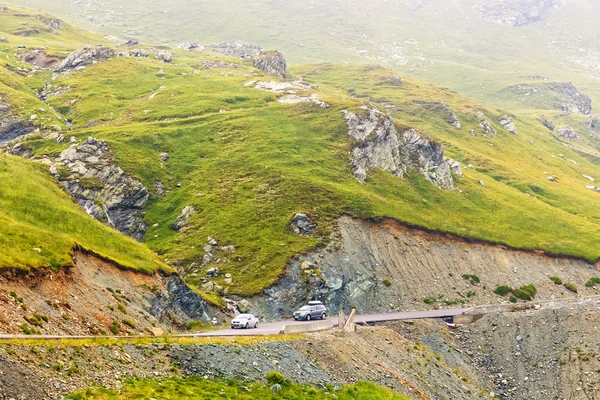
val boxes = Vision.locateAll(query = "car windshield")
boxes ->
[237,314,252,319]
[299,306,311,311]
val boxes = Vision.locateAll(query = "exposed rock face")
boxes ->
[250,51,292,79]
[290,213,317,235]
[201,41,291,78]
[479,118,497,137]
[344,107,456,190]
[541,115,555,131]
[557,127,580,141]
[250,216,598,320]
[172,206,196,231]
[37,16,64,32]
[589,115,600,135]
[499,115,517,134]
[549,83,592,115]
[150,276,213,323]
[0,114,34,145]
[50,137,149,240]
[54,46,116,72]
[478,0,562,26]
[504,82,592,115]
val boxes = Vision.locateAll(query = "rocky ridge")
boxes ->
[49,137,149,241]
[343,106,457,189]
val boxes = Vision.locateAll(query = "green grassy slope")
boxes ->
[0,153,168,272]
[68,377,411,400]
[6,0,600,110]
[0,7,598,295]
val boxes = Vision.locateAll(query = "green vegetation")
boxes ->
[382,279,392,287]
[122,319,136,329]
[493,285,511,296]
[585,276,600,287]
[423,297,437,305]
[462,274,480,285]
[0,6,599,299]
[494,284,537,301]
[564,283,578,293]
[550,276,563,285]
[0,154,168,273]
[67,377,411,400]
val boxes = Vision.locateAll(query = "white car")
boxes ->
[231,314,259,329]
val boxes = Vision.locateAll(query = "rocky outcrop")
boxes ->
[156,50,173,63]
[199,41,291,78]
[50,137,149,240]
[541,115,555,131]
[0,114,34,145]
[549,83,592,115]
[504,82,592,115]
[250,51,291,79]
[172,206,196,231]
[557,127,580,141]
[290,213,317,235]
[37,16,64,32]
[55,46,115,72]
[344,107,456,190]
[478,0,562,26]
[250,216,598,320]
[479,118,497,137]
[499,115,517,134]
[150,276,213,323]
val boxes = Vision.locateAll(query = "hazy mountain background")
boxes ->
[8,0,600,108]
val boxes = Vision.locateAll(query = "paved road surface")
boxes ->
[1,296,599,340]
[192,307,467,337]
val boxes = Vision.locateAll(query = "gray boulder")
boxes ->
[541,115,555,131]
[479,118,497,137]
[344,107,455,190]
[499,115,517,134]
[557,128,580,141]
[251,51,291,79]
[157,50,173,63]
[50,137,149,240]
[173,206,196,231]
[291,213,317,235]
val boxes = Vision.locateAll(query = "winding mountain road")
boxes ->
[1,296,599,340]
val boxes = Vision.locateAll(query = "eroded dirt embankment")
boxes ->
[252,216,599,319]
[0,252,214,336]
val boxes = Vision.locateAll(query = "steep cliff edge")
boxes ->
[251,216,599,319]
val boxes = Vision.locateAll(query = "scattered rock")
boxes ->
[557,128,580,141]
[583,175,596,182]
[541,115,555,131]
[157,50,173,63]
[413,101,461,129]
[291,213,317,235]
[237,299,250,313]
[250,51,291,79]
[479,118,497,137]
[159,152,169,162]
[586,186,600,192]
[172,206,196,231]
[499,115,517,134]
[125,39,139,47]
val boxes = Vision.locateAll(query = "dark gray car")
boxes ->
[293,301,328,321]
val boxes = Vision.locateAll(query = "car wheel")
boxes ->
[245,322,248,329]
[306,314,311,321]
[254,322,258,328]
[321,313,326,320]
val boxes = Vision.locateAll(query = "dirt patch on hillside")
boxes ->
[19,50,61,69]
[0,252,214,336]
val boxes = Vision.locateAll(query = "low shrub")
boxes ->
[109,320,120,335]
[462,274,480,284]
[549,276,562,285]
[123,319,136,329]
[383,279,392,287]
[493,285,511,296]
[564,283,577,293]
[423,297,437,305]
[266,371,286,385]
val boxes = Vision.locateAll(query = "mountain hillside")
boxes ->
[0,6,598,304]
[7,0,600,110]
